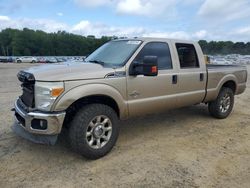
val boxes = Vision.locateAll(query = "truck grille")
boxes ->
[17,71,35,108]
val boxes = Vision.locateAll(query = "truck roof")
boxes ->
[115,37,197,44]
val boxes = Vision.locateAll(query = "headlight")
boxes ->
[35,81,64,111]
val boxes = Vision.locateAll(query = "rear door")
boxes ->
[172,42,207,107]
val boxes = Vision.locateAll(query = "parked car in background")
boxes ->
[55,57,67,62]
[0,56,14,63]
[45,57,58,63]
[8,56,15,63]
[37,57,47,63]
[16,56,37,63]
[0,56,9,63]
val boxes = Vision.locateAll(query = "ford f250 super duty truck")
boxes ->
[12,38,248,159]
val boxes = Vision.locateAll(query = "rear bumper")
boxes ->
[13,99,66,135]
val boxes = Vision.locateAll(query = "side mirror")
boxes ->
[129,56,158,76]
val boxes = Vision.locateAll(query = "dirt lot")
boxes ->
[0,63,250,188]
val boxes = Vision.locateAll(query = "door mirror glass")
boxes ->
[129,56,158,76]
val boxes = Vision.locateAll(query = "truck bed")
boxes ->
[204,63,247,102]
[206,64,245,70]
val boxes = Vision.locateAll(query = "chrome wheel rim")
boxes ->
[86,115,112,149]
[219,93,231,113]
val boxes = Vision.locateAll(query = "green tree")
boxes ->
[1,28,249,56]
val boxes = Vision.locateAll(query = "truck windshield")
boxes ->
[85,40,142,67]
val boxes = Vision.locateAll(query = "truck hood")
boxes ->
[25,62,115,81]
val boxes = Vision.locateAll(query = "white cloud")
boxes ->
[143,31,190,40]
[142,29,208,40]
[235,27,250,35]
[181,0,203,6]
[72,20,90,31]
[0,15,192,39]
[71,20,145,37]
[230,26,250,41]
[1,15,250,41]
[198,0,250,21]
[74,0,177,18]
[116,0,176,17]
[0,15,10,21]
[116,0,147,15]
[0,17,68,32]
[193,30,207,39]
[0,16,146,37]
[74,0,111,7]
[57,12,63,16]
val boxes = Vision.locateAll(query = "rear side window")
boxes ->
[176,43,199,68]
[134,42,172,70]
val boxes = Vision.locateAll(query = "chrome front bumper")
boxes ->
[13,99,66,135]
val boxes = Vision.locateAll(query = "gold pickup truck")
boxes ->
[12,38,248,159]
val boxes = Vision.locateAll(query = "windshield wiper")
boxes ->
[88,59,105,66]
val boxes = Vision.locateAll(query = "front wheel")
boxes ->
[69,104,119,159]
[208,87,234,119]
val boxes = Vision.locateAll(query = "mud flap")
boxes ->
[12,121,58,145]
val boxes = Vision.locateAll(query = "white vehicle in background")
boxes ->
[45,57,58,63]
[16,56,37,63]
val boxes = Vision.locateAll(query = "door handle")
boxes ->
[200,73,204,81]
[172,75,178,84]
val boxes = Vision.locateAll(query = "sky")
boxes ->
[0,0,250,41]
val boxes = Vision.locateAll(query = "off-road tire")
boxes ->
[208,87,234,119]
[69,104,119,159]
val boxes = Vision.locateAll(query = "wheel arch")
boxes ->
[53,83,128,121]
[221,80,236,94]
[204,74,238,102]
[62,94,121,128]
[216,77,237,98]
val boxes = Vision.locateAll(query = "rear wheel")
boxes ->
[208,87,234,119]
[69,104,119,159]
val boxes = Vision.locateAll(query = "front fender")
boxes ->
[52,84,128,119]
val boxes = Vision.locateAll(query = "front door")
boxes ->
[126,41,178,117]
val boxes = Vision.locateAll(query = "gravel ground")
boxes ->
[0,63,250,188]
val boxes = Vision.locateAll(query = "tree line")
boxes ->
[0,28,112,56]
[0,28,250,56]
[198,40,250,55]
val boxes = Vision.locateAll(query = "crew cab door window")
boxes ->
[176,43,199,68]
[174,42,206,108]
[134,42,172,70]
